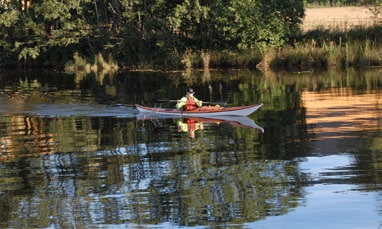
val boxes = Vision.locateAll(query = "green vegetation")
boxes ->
[0,0,303,70]
[269,25,382,71]
[0,0,380,71]
[64,52,118,74]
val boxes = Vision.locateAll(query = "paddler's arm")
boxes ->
[195,97,202,107]
[176,97,187,109]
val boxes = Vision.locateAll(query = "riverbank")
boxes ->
[141,7,381,72]
[267,6,381,72]
[1,5,381,72]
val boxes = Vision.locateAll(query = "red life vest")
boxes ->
[185,97,197,111]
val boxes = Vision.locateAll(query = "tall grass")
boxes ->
[270,39,381,72]
[180,49,195,71]
[64,52,91,72]
[173,25,381,72]
[65,52,118,73]
[200,50,210,70]
[270,40,328,71]
[91,53,119,72]
[208,50,262,69]
[179,49,262,70]
[268,25,382,71]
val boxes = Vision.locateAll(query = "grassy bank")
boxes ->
[178,25,381,72]
[42,23,382,73]
[63,6,380,72]
[62,24,381,73]
[269,25,381,71]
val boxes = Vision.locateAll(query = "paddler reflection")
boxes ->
[177,118,204,138]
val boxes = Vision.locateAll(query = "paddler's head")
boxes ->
[187,88,195,97]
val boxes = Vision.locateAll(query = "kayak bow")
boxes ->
[135,103,263,117]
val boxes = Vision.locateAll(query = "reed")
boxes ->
[181,49,194,71]
[65,52,118,73]
[269,40,381,71]
[200,49,210,70]
[64,52,91,73]
[267,25,382,71]
[209,50,262,69]
[269,40,328,71]
[182,26,382,72]
[91,53,119,72]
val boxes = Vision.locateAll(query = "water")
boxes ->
[0,69,381,228]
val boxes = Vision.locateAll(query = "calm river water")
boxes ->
[0,69,381,228]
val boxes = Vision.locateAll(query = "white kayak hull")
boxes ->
[135,103,263,117]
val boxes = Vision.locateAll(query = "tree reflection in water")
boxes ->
[0,68,381,228]
[0,112,305,228]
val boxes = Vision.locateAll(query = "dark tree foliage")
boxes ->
[0,0,305,68]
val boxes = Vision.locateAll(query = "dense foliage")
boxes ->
[0,0,305,69]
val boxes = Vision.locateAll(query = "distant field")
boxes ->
[303,6,378,31]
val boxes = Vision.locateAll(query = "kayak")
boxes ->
[135,103,263,117]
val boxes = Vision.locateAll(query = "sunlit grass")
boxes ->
[267,24,382,71]
[65,52,118,74]
[177,25,382,72]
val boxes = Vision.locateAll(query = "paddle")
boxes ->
[154,99,227,106]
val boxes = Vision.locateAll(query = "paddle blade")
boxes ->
[154,99,177,103]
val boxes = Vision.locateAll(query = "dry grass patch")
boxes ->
[303,7,379,31]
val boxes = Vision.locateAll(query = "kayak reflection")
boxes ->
[137,114,264,138]
[177,118,204,139]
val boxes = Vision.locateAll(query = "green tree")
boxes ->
[0,0,306,69]
[0,0,92,65]
[0,6,20,62]
[166,0,305,52]
[220,0,305,51]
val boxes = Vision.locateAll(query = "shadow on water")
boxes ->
[0,68,381,228]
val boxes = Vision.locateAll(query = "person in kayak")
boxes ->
[176,88,203,111]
